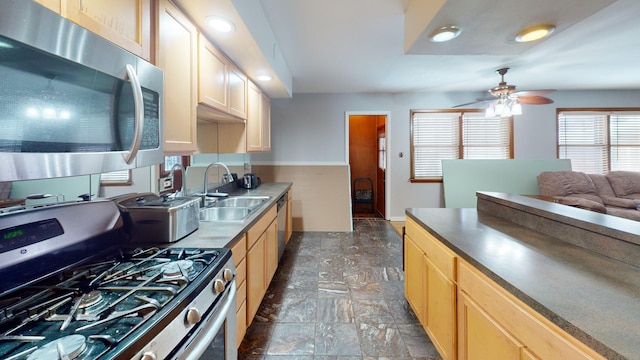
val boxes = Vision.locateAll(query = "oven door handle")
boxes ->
[182,283,237,360]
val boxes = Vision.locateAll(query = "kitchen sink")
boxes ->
[199,207,252,222]
[212,196,271,208]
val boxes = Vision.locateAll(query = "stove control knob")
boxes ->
[141,351,157,360]
[223,268,234,282]
[186,307,201,325]
[214,279,225,293]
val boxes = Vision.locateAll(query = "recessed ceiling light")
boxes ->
[515,24,555,42]
[257,75,272,81]
[429,26,461,42]
[206,16,235,33]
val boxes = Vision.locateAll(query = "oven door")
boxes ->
[176,280,237,360]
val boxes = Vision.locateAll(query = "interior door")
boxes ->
[376,124,386,217]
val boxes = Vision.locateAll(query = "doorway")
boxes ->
[347,112,388,219]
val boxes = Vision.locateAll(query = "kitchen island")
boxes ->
[406,192,640,360]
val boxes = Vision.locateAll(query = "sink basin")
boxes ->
[213,196,270,208]
[200,207,252,222]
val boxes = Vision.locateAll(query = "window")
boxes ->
[410,110,513,181]
[557,109,640,174]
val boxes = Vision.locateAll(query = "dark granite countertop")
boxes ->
[406,207,640,360]
[172,182,292,249]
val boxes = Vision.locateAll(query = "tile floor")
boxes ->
[238,218,441,359]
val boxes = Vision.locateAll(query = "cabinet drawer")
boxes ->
[236,258,246,287]
[236,280,246,313]
[229,235,247,265]
[247,205,276,248]
[458,261,605,360]
[406,218,456,280]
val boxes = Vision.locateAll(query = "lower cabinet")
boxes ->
[405,219,456,360]
[405,217,606,360]
[246,205,278,326]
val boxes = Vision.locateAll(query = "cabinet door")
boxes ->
[246,233,266,325]
[260,91,271,151]
[228,65,248,119]
[157,0,198,154]
[35,0,62,13]
[265,220,278,283]
[458,291,524,360]
[425,257,456,360]
[246,81,263,152]
[404,235,426,323]
[66,0,151,60]
[198,34,229,112]
[285,192,293,243]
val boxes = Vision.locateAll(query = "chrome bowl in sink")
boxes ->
[213,196,270,208]
[200,207,252,222]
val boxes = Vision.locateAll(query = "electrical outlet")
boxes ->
[244,162,250,171]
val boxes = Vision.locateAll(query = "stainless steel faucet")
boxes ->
[203,162,233,194]
[169,163,186,197]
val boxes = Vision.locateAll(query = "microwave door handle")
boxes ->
[123,64,145,165]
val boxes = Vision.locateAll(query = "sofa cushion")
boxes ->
[606,171,640,198]
[555,196,607,213]
[537,171,598,197]
[600,196,639,209]
[587,174,617,197]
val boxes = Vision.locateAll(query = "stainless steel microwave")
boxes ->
[0,1,164,182]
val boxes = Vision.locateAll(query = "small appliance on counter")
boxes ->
[241,173,262,189]
[114,192,200,243]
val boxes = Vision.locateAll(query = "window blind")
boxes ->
[411,110,512,180]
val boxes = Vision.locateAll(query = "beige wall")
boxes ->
[253,164,352,232]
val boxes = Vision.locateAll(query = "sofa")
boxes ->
[537,170,640,221]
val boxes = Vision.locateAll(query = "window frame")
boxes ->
[556,107,640,174]
[410,109,514,183]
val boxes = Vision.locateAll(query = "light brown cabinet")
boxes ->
[37,0,151,61]
[246,81,271,152]
[405,219,456,360]
[245,205,277,326]
[285,190,293,243]
[156,0,198,155]
[197,34,247,121]
[405,217,607,360]
[229,236,247,348]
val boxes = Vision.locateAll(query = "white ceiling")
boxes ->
[178,0,640,99]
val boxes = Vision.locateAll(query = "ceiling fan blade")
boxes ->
[452,97,495,108]
[517,95,554,105]
[512,89,556,97]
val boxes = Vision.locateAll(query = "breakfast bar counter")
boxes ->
[406,192,640,360]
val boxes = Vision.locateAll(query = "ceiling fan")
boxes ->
[454,68,555,110]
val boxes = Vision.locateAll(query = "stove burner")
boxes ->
[161,260,194,278]
[27,334,86,360]
[78,290,103,309]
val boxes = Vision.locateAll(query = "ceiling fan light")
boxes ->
[485,106,495,117]
[429,26,461,42]
[511,101,523,115]
[515,24,555,42]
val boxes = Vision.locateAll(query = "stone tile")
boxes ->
[239,322,275,355]
[317,298,355,323]
[356,323,410,357]
[397,323,442,358]
[352,299,395,324]
[348,282,385,299]
[315,323,362,356]
[267,323,315,355]
[386,299,419,324]
[278,297,317,322]
[318,280,349,298]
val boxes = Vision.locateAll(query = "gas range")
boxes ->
[0,199,236,360]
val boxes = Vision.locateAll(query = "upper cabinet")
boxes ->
[197,34,248,122]
[157,0,198,155]
[38,0,152,61]
[246,81,271,152]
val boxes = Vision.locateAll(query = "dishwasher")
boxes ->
[276,192,288,261]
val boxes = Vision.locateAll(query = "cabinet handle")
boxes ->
[123,63,144,164]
